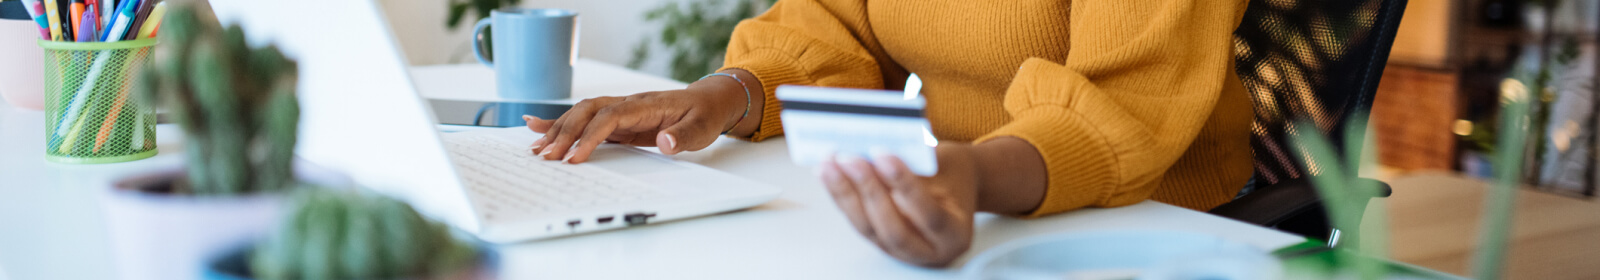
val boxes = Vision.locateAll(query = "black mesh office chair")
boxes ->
[1208,0,1408,244]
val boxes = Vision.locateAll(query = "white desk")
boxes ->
[0,60,1303,280]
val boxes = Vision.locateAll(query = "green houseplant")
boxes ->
[216,189,490,280]
[135,1,301,196]
[1281,81,1534,279]
[627,0,775,82]
[101,3,349,280]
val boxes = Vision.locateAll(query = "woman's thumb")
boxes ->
[656,113,722,155]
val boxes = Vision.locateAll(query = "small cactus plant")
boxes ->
[251,189,483,279]
[134,3,300,195]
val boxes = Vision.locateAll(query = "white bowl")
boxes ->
[962,230,1282,280]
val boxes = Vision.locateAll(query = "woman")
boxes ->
[524,0,1253,267]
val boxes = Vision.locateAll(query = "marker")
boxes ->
[134,2,163,39]
[69,0,84,39]
[85,0,98,28]
[99,0,134,42]
[77,6,96,42]
[54,0,136,138]
[43,0,61,40]
[99,0,114,31]
[55,0,72,41]
[21,0,49,39]
[122,0,156,41]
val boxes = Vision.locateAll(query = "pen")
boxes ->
[85,0,98,28]
[84,0,96,26]
[99,0,134,41]
[93,50,133,153]
[69,0,83,39]
[77,6,95,42]
[56,0,72,41]
[100,0,113,31]
[54,0,137,139]
[134,2,163,39]
[21,0,48,39]
[96,1,154,151]
[43,0,60,40]
[122,0,155,41]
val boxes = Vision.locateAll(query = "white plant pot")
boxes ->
[0,18,45,110]
[101,161,350,280]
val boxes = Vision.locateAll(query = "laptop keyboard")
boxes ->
[443,133,662,220]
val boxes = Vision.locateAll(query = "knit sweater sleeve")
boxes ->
[975,0,1249,217]
[716,0,898,141]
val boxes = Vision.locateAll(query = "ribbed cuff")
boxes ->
[976,58,1127,218]
[719,50,814,142]
[977,106,1120,218]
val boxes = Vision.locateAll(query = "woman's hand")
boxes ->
[818,144,982,267]
[525,70,761,163]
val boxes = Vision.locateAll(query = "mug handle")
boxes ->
[472,17,494,67]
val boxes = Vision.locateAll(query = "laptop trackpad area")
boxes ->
[586,145,687,175]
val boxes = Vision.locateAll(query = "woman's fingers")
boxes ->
[870,154,969,247]
[534,119,566,157]
[523,115,555,133]
[625,132,659,147]
[836,155,937,261]
[568,102,649,163]
[818,158,880,248]
[539,97,618,161]
[564,115,618,163]
[525,116,554,152]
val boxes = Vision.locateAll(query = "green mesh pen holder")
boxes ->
[39,39,158,164]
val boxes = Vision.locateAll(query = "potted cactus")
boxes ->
[100,3,348,280]
[206,189,493,280]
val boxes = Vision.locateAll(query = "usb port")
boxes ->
[597,216,616,224]
[624,212,657,226]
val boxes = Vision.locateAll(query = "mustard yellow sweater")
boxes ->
[719,0,1254,216]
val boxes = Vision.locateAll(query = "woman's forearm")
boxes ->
[969,137,1048,215]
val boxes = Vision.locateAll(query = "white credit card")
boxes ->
[776,85,938,176]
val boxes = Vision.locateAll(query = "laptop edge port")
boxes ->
[623,212,657,226]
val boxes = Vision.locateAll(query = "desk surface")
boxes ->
[1381,173,1600,279]
[0,60,1303,279]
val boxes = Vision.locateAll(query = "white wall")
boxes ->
[377,0,675,76]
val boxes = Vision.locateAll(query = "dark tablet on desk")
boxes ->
[428,99,573,127]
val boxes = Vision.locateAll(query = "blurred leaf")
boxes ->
[444,0,523,30]
[1474,79,1533,280]
[626,38,651,69]
[446,2,469,29]
[1289,121,1387,280]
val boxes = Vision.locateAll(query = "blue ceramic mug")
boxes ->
[473,8,578,101]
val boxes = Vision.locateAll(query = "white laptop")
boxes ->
[205,0,781,243]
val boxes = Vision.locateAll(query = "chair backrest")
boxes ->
[1233,0,1409,185]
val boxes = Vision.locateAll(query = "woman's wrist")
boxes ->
[704,69,764,137]
[686,73,751,133]
[967,137,1048,215]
